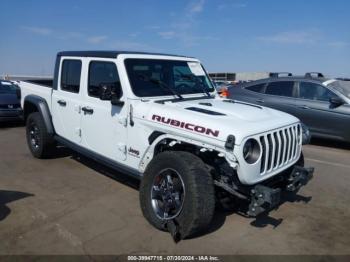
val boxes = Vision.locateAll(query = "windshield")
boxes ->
[0,81,18,94]
[328,80,350,99]
[125,59,215,97]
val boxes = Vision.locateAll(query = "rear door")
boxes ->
[51,58,83,144]
[261,80,297,115]
[294,81,348,138]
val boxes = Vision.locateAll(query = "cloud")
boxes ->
[87,36,108,44]
[217,2,247,10]
[156,0,215,47]
[22,26,53,36]
[188,0,205,14]
[257,30,321,44]
[145,25,161,30]
[109,40,155,51]
[328,41,349,48]
[158,31,176,40]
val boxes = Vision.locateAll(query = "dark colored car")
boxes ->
[0,80,23,122]
[228,73,350,142]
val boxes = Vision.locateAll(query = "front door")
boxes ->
[80,59,128,161]
[51,58,83,144]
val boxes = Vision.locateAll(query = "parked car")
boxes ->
[228,73,350,142]
[0,80,23,122]
[19,51,313,240]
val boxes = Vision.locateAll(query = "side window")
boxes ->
[245,83,265,93]
[88,61,120,98]
[265,81,294,97]
[61,60,82,93]
[299,82,335,101]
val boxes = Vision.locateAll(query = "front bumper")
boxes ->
[247,165,314,217]
[0,109,23,122]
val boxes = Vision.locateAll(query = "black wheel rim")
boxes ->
[151,168,185,220]
[29,121,40,150]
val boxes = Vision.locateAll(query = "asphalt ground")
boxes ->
[0,123,349,255]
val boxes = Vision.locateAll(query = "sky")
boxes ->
[0,0,349,77]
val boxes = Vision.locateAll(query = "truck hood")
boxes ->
[136,97,300,145]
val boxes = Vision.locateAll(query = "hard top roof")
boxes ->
[57,50,193,59]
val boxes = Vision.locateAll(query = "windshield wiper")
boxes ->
[149,78,183,100]
[138,74,183,100]
[175,69,212,98]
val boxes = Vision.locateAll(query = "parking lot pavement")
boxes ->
[0,125,349,255]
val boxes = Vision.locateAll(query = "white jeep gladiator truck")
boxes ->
[20,51,313,240]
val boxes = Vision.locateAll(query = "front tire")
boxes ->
[26,112,55,158]
[139,151,215,239]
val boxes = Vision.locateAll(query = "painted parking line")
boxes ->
[306,158,350,169]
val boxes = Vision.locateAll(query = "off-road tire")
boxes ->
[26,112,55,158]
[139,151,215,239]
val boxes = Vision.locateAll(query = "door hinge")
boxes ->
[118,117,128,127]
[118,143,127,155]
[75,128,82,137]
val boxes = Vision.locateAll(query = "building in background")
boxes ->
[209,72,281,82]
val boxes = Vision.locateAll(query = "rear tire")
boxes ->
[139,151,215,239]
[26,112,55,158]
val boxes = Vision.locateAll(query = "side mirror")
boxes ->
[99,83,124,106]
[329,97,344,108]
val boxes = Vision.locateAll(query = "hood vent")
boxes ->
[223,99,262,109]
[186,107,226,116]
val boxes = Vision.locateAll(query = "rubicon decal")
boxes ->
[152,115,220,137]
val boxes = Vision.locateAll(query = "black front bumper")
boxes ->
[0,109,23,122]
[247,166,314,217]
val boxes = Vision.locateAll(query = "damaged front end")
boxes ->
[247,165,314,216]
[215,164,314,217]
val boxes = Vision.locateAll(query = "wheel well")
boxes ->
[153,138,228,173]
[24,101,39,121]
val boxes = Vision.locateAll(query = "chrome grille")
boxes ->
[260,124,301,175]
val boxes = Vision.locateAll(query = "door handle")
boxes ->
[82,106,94,114]
[256,99,264,103]
[299,105,310,110]
[57,100,66,106]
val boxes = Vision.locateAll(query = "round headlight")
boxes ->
[243,139,261,164]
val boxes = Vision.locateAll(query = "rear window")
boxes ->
[245,83,265,93]
[61,60,82,93]
[0,81,18,94]
[265,81,294,97]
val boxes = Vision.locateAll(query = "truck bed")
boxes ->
[19,81,53,111]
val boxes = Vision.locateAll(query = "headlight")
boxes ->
[243,139,261,164]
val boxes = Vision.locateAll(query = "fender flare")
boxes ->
[24,95,55,135]
[139,133,236,173]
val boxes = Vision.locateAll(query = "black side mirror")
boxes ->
[99,84,112,100]
[329,97,344,108]
[99,83,124,106]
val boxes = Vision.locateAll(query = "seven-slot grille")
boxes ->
[259,124,301,175]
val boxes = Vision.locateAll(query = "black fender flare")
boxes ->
[24,95,55,135]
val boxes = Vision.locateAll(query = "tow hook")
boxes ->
[164,219,182,243]
[247,185,281,217]
[286,166,314,192]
